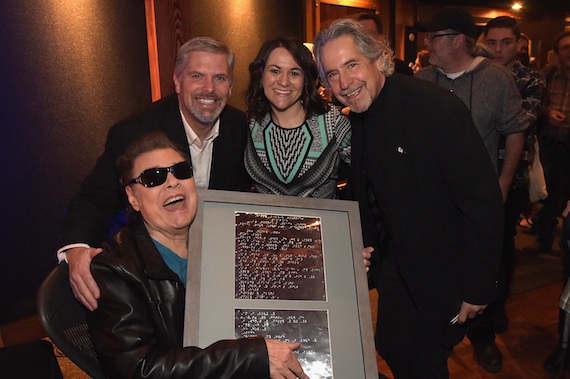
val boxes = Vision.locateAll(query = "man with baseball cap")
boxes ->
[415,6,529,373]
[417,5,479,42]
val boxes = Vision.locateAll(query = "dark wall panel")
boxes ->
[0,1,152,323]
[0,0,306,324]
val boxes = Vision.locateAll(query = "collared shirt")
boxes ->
[180,109,220,189]
[497,60,546,189]
[56,111,221,262]
[152,238,187,284]
[511,60,546,125]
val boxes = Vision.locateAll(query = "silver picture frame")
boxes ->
[184,189,377,379]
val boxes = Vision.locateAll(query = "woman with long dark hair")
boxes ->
[245,37,351,198]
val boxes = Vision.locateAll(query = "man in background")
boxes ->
[465,16,545,373]
[524,31,570,258]
[415,7,529,372]
[517,33,532,67]
[354,12,413,75]
[525,31,570,373]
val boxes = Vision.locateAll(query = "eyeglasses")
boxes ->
[424,33,459,42]
[129,161,193,188]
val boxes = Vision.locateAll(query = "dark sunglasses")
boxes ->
[129,161,193,188]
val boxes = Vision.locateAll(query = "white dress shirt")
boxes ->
[181,109,220,189]
[57,112,220,262]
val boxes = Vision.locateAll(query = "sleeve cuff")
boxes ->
[57,243,91,263]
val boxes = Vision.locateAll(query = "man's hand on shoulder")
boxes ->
[67,247,103,311]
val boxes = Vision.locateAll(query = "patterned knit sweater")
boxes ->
[245,106,351,198]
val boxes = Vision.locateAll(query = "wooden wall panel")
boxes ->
[146,0,193,100]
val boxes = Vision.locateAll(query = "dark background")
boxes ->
[0,0,304,325]
[0,1,151,323]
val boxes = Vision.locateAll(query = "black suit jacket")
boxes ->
[351,75,504,345]
[60,94,251,247]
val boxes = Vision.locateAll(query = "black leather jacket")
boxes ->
[87,218,269,378]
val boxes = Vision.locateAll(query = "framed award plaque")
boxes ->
[184,189,377,379]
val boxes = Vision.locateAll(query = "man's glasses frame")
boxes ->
[424,32,459,42]
[129,161,193,188]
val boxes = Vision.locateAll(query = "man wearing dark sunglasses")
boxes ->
[58,37,252,311]
[129,161,194,188]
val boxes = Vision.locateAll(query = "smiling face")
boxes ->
[485,27,521,67]
[126,148,198,240]
[261,47,305,115]
[319,35,384,113]
[173,51,232,130]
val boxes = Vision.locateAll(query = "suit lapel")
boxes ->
[159,95,191,157]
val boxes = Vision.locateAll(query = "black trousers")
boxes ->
[557,215,570,333]
[467,185,528,343]
[535,135,570,249]
[376,262,454,378]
